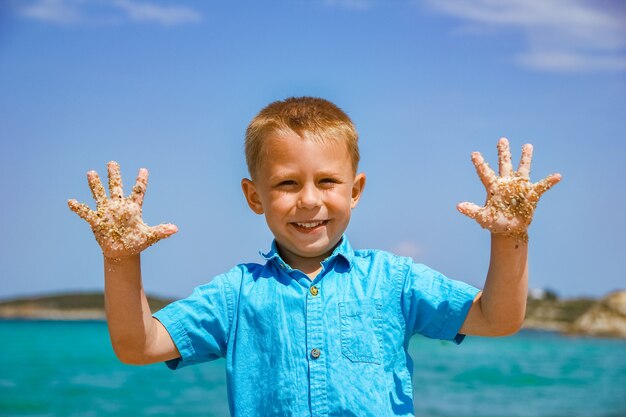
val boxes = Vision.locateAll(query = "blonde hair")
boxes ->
[245,97,359,178]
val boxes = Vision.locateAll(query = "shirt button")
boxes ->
[310,286,319,296]
[310,348,321,359]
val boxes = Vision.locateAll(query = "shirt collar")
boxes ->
[259,235,354,271]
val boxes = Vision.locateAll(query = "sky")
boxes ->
[0,0,624,300]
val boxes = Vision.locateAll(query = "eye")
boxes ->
[319,178,340,186]
[276,180,297,187]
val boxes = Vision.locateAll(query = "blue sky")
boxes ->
[0,0,624,300]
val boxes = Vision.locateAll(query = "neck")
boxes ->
[284,254,325,277]
[304,265,323,281]
[276,247,329,279]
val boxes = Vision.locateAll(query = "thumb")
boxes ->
[456,202,481,219]
[151,223,179,240]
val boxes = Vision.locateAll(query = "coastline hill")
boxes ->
[523,289,626,338]
[0,292,173,320]
[1,290,625,338]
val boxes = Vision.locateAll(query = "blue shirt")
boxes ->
[153,236,479,417]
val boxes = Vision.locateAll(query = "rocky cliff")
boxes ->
[523,290,626,338]
[523,295,594,332]
[2,290,626,338]
[568,291,626,338]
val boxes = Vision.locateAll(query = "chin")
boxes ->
[301,239,340,257]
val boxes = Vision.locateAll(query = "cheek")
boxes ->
[326,189,354,211]
[267,193,296,212]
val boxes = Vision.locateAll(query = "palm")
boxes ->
[457,138,561,242]
[68,161,177,259]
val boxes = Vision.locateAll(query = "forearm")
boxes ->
[476,234,528,335]
[69,162,179,363]
[104,254,158,363]
[457,138,559,337]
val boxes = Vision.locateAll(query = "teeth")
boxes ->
[295,221,324,229]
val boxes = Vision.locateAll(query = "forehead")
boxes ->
[258,132,351,173]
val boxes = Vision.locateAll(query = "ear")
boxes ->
[241,178,264,214]
[350,173,366,209]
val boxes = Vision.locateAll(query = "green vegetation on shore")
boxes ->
[1,290,625,338]
[0,292,173,319]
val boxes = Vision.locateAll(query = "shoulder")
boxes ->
[352,247,406,261]
[350,248,447,289]
[216,262,267,283]
[175,262,269,322]
[191,262,265,296]
[349,248,415,290]
[352,247,412,272]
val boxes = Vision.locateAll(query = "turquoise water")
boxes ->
[1,321,624,417]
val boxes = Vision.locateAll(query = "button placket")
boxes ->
[306,282,328,415]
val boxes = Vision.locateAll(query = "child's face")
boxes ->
[241,131,365,270]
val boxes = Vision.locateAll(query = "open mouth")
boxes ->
[291,220,329,232]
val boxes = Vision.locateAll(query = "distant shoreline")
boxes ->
[1,290,625,338]
[0,317,106,323]
[0,291,172,321]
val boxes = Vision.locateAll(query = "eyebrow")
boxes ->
[268,170,345,182]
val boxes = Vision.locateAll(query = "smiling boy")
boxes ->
[240,112,365,278]
[68,96,561,416]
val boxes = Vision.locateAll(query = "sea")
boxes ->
[1,320,624,417]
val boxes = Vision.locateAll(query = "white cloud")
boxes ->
[516,50,626,72]
[19,0,83,24]
[17,0,202,26]
[391,241,423,259]
[112,0,201,26]
[323,0,375,11]
[425,0,626,72]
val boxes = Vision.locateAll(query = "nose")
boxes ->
[297,183,322,209]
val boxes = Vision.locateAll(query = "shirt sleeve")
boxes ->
[400,262,480,344]
[152,273,236,370]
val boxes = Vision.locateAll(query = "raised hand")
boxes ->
[68,161,178,260]
[457,138,561,243]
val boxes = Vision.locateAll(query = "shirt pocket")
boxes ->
[339,299,383,364]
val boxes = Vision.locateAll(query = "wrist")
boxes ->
[104,253,140,264]
[491,231,529,248]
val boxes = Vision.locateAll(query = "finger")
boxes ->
[150,223,178,240]
[107,161,124,200]
[130,168,149,207]
[87,170,107,206]
[471,152,498,191]
[68,199,98,227]
[517,144,533,178]
[497,137,513,177]
[456,202,482,219]
[530,173,562,202]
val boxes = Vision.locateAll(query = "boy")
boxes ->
[68,97,561,416]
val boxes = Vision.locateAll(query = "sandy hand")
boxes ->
[68,161,178,260]
[457,138,561,242]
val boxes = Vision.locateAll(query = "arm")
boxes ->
[104,255,179,364]
[69,161,180,364]
[460,235,528,336]
[457,138,561,336]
